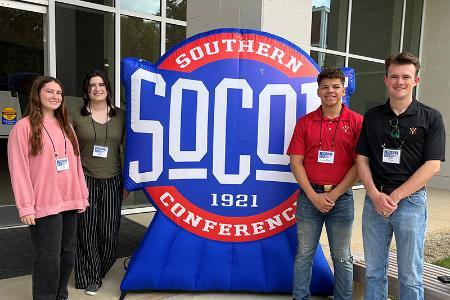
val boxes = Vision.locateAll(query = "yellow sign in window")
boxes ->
[2,107,17,125]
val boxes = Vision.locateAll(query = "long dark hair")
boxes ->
[25,76,79,156]
[80,70,116,117]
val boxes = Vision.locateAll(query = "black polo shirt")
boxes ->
[356,98,445,188]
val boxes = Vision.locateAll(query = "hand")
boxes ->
[326,190,339,203]
[369,191,397,216]
[310,192,335,213]
[78,207,87,213]
[389,190,402,204]
[123,189,130,200]
[20,214,36,225]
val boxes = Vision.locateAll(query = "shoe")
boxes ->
[85,282,102,296]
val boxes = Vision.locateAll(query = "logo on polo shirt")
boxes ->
[410,127,417,134]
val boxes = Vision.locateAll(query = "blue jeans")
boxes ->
[293,188,354,300]
[362,189,428,300]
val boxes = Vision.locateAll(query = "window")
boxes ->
[310,0,423,115]
[348,58,386,114]
[166,23,186,52]
[83,0,113,6]
[121,0,161,15]
[121,16,161,63]
[311,0,348,52]
[167,0,186,21]
[310,51,346,68]
[349,0,403,59]
[403,0,423,56]
[0,7,44,79]
[55,4,115,98]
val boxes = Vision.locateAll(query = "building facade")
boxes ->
[0,0,448,227]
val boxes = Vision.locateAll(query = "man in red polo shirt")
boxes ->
[288,67,363,300]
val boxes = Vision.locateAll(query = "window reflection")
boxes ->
[166,23,186,52]
[120,15,161,209]
[403,0,423,55]
[55,4,115,98]
[348,58,386,114]
[350,0,403,59]
[310,51,345,68]
[121,16,161,63]
[82,0,113,6]
[0,8,44,79]
[121,0,161,16]
[167,0,186,21]
[120,15,160,120]
[311,0,348,52]
[0,7,44,214]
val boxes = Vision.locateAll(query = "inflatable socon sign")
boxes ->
[121,28,334,295]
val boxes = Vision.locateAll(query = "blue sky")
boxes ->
[313,0,331,9]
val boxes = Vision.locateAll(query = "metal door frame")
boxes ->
[0,0,48,227]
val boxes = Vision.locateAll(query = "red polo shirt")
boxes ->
[287,105,363,185]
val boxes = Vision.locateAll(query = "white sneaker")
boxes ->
[85,283,101,296]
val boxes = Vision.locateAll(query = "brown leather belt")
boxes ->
[311,183,335,192]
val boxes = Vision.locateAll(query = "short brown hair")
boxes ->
[385,52,421,76]
[317,67,345,86]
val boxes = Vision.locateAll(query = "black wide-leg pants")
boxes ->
[30,210,78,300]
[74,174,122,289]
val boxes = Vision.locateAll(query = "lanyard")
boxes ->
[43,124,67,157]
[89,103,109,146]
[318,106,342,149]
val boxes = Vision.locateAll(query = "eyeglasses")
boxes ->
[389,117,400,139]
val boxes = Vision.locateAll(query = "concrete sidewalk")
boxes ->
[1,188,449,300]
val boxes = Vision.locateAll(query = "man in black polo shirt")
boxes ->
[356,52,445,300]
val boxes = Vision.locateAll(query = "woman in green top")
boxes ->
[71,70,126,296]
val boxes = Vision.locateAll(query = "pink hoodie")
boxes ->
[7,117,89,219]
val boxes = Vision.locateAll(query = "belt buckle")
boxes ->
[324,185,333,192]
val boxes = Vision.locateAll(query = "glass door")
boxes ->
[0,1,46,227]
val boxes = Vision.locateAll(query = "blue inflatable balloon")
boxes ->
[340,67,356,106]
[120,28,343,297]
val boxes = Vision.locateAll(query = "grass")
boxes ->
[433,256,450,269]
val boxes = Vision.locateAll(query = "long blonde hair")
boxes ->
[25,76,79,156]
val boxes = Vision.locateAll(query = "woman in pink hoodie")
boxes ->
[7,76,89,300]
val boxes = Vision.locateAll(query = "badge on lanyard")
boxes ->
[382,148,401,164]
[56,157,70,171]
[93,145,109,158]
[317,150,335,164]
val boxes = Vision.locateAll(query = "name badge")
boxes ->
[382,148,401,164]
[93,145,109,158]
[317,150,335,164]
[56,157,69,171]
